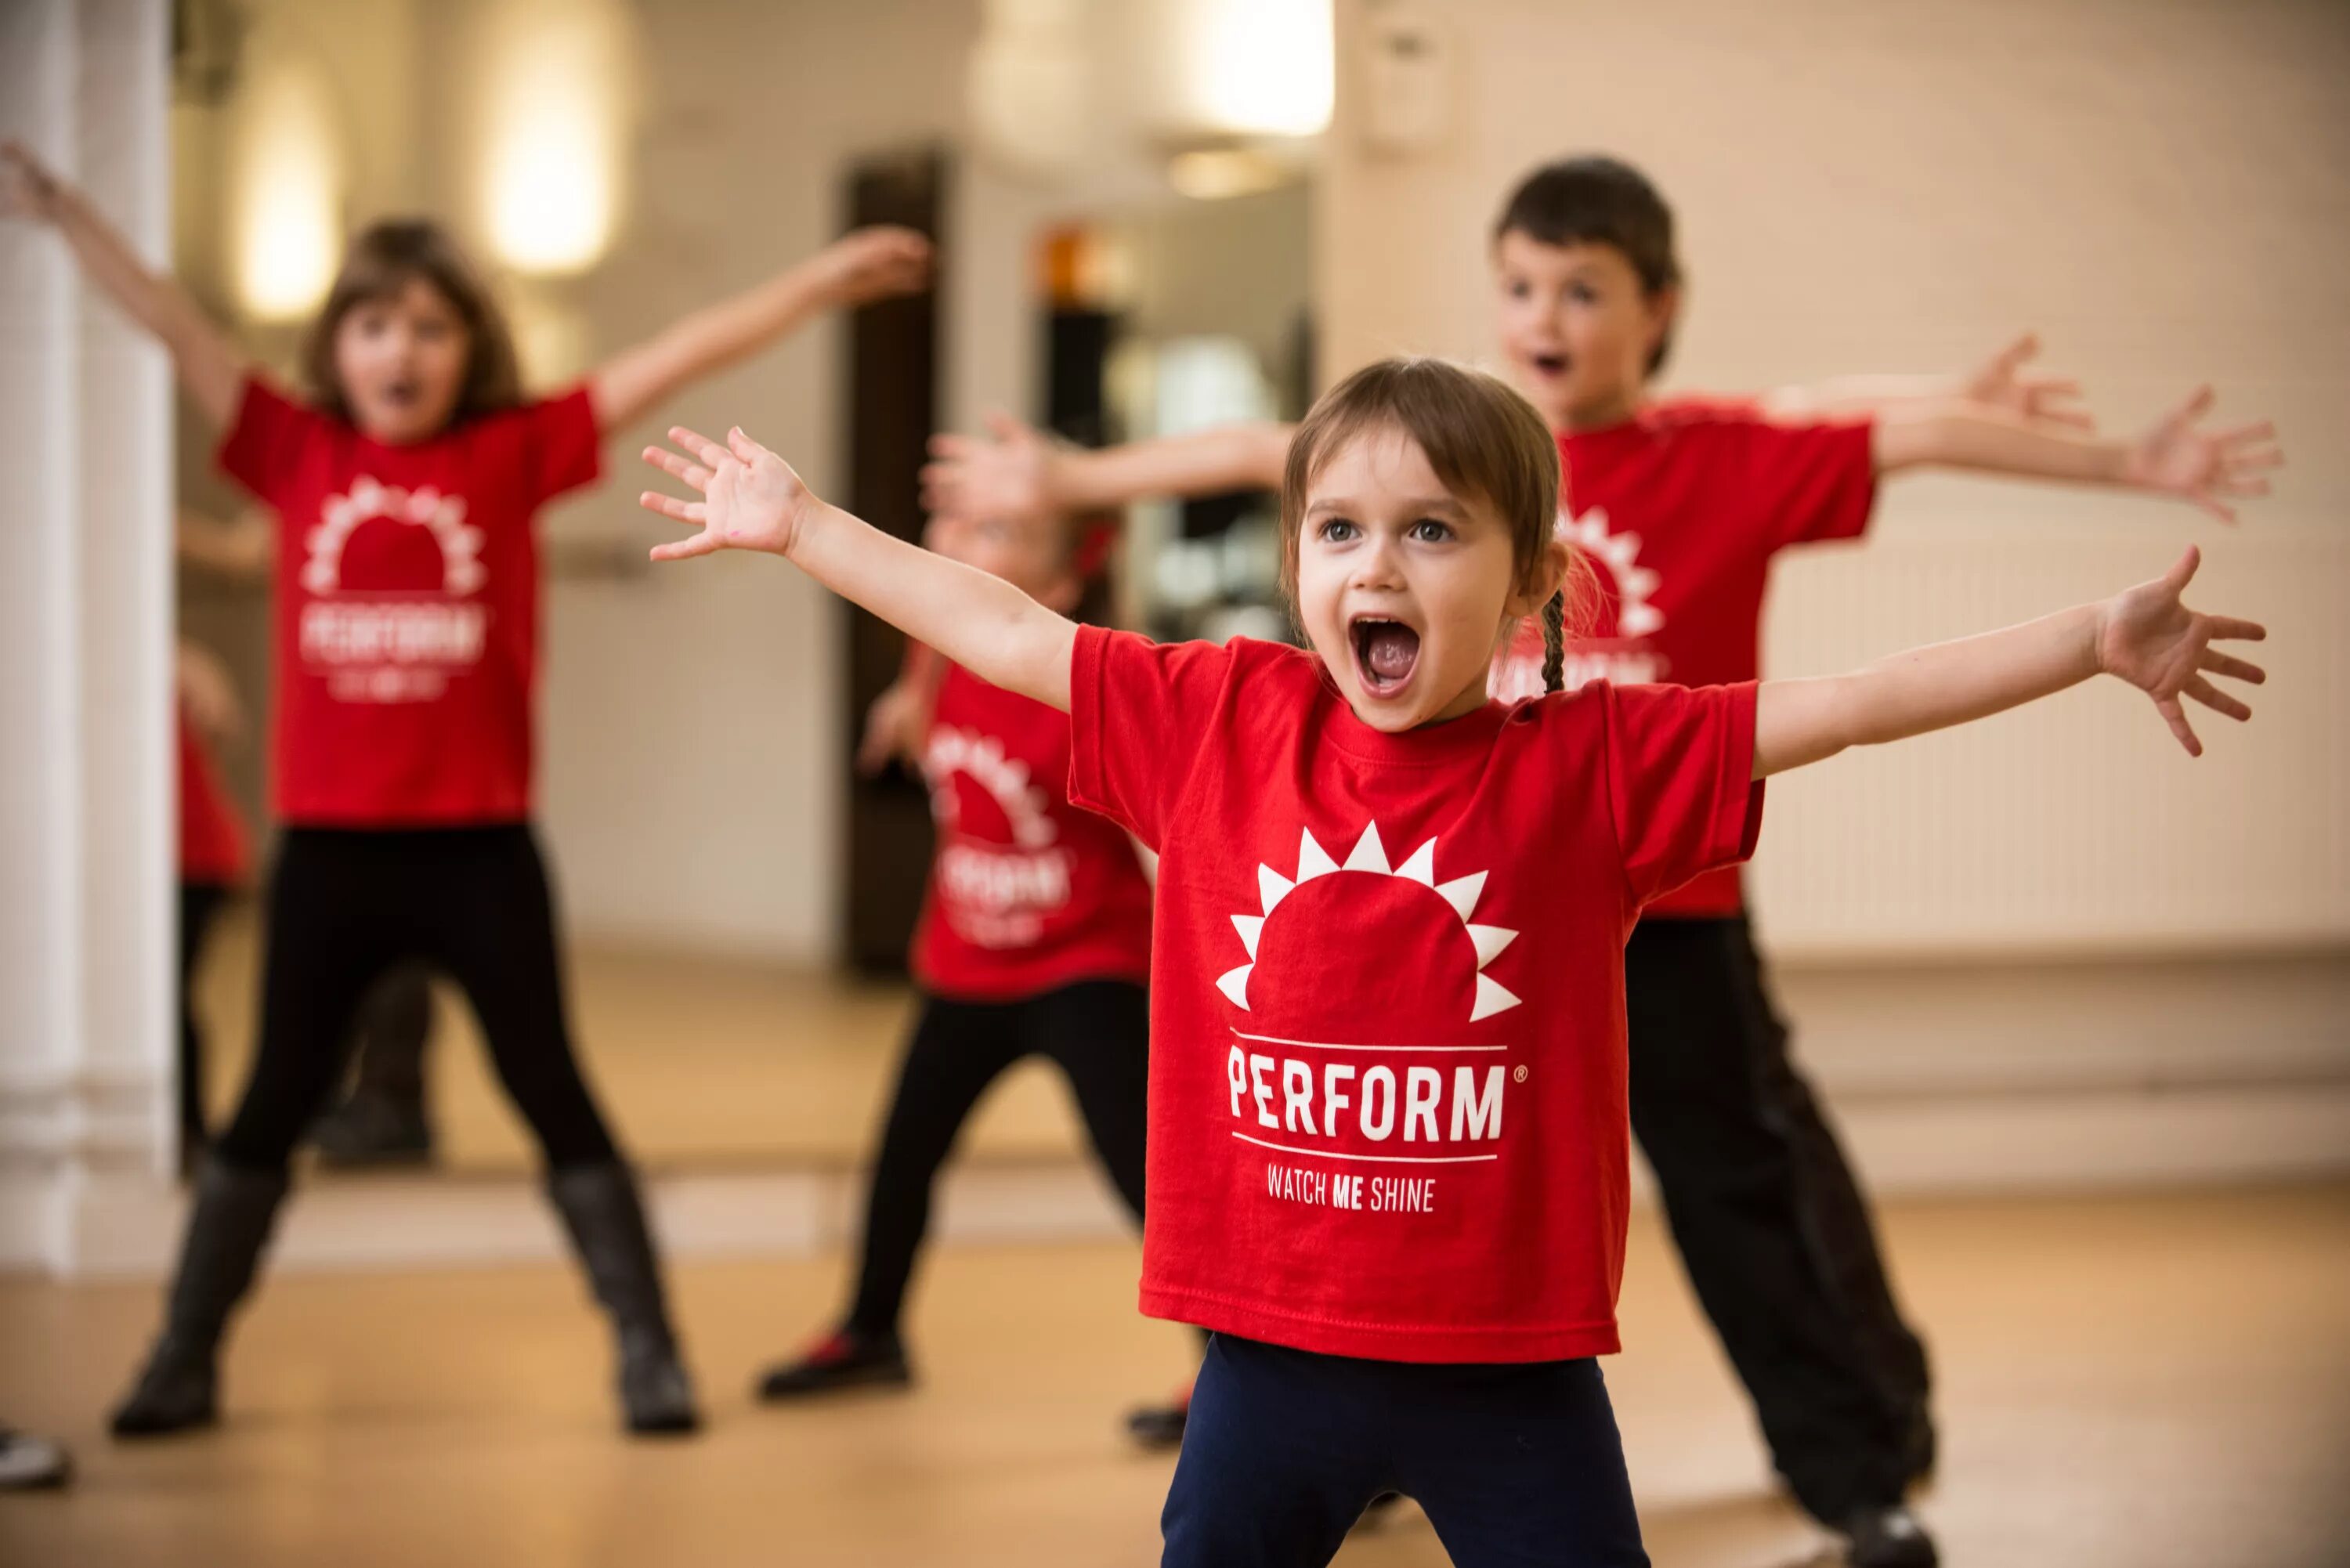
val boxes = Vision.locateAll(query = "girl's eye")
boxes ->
[1568,283,1596,305]
[1409,518,1453,544]
[1317,518,1359,543]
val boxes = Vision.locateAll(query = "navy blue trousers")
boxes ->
[1162,1335,1648,1568]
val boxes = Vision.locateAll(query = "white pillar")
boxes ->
[0,0,176,1276]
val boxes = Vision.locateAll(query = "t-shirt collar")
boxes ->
[1308,656,1512,764]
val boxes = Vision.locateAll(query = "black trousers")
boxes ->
[847,980,1151,1338]
[212,826,618,1174]
[1625,915,1931,1523]
[179,882,233,1163]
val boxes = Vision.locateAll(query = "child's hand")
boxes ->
[811,226,933,308]
[2095,546,2267,756]
[920,411,1056,527]
[856,681,929,776]
[0,139,64,223]
[1962,332,2092,432]
[2120,387,2283,523]
[175,641,246,739]
[639,425,816,561]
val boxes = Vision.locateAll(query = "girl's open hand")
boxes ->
[2121,386,2283,524]
[0,139,63,223]
[1963,332,2093,432]
[813,226,933,309]
[920,411,1056,527]
[2095,546,2267,757]
[639,425,815,561]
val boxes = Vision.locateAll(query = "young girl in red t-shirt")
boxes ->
[640,356,2264,1565]
[3,139,928,1440]
[752,514,1168,1413]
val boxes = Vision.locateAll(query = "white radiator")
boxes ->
[1748,512,2348,957]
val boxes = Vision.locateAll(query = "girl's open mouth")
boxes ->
[1529,352,1569,378]
[1350,616,1422,697]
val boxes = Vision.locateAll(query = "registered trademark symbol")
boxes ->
[1513,1064,1529,1083]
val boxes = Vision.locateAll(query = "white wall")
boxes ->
[1324,0,2350,955]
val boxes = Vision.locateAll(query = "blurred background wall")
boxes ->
[1323,0,2348,955]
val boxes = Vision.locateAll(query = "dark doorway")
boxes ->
[840,146,946,974]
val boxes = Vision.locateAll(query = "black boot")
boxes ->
[310,968,437,1169]
[1844,1503,1940,1568]
[546,1162,700,1436]
[111,1160,288,1438]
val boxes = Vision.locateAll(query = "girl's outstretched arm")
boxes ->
[2,140,248,427]
[639,425,1076,710]
[1755,545,2266,777]
[590,228,931,432]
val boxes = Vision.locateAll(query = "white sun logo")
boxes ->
[924,728,1058,848]
[1557,506,1663,638]
[1219,822,1522,1024]
[302,476,485,597]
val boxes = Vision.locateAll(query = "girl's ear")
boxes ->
[1643,284,1682,365]
[1505,536,1571,620]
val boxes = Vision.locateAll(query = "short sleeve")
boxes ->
[512,384,604,506]
[1067,626,1237,851]
[1600,681,1765,909]
[215,374,326,505]
[1740,416,1878,551]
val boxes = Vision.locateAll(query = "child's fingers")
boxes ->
[642,446,712,490]
[2182,674,2252,722]
[667,425,732,468]
[927,432,979,461]
[2223,439,2285,470]
[636,490,706,525]
[726,425,775,464]
[649,532,725,562]
[2168,384,2216,423]
[2204,615,2267,643]
[2154,694,2203,757]
[2192,494,2238,526]
[2160,545,2204,593]
[2199,649,2266,685]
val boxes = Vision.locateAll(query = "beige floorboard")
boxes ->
[5,1187,2347,1566]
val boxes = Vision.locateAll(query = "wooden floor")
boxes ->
[193,901,1090,1174]
[4,1186,2347,1566]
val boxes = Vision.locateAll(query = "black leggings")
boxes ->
[848,980,1151,1338]
[179,882,233,1163]
[212,826,618,1174]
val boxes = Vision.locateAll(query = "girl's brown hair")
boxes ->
[1278,356,1599,692]
[300,219,524,426]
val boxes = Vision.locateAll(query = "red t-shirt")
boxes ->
[217,377,602,826]
[912,663,1155,1001]
[178,712,249,886]
[1070,629,1762,1363]
[1494,401,1873,916]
